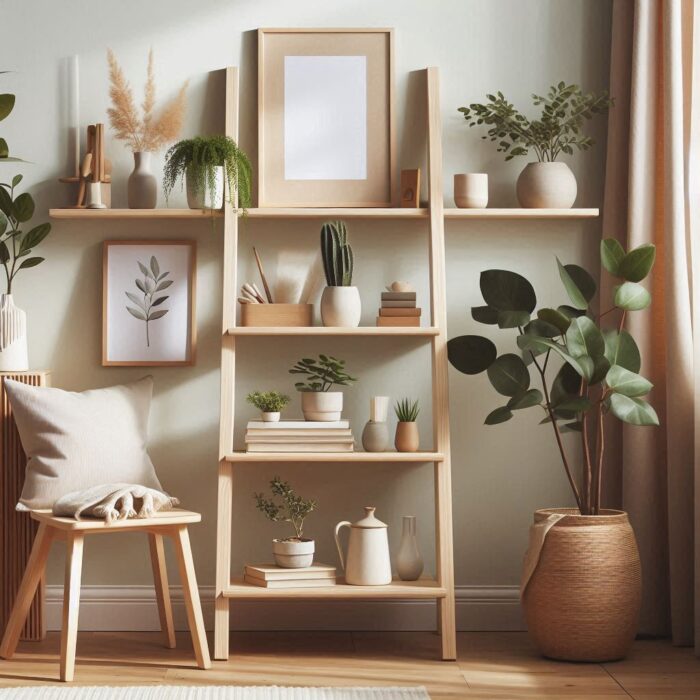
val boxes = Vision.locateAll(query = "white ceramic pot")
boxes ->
[301,391,343,421]
[262,411,280,422]
[128,151,157,209]
[335,507,392,586]
[516,162,577,208]
[0,294,28,372]
[454,173,488,208]
[273,538,314,568]
[186,165,224,210]
[321,286,361,327]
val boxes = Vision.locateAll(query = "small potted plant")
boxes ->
[320,221,361,327]
[163,135,252,211]
[254,476,317,568]
[458,82,612,208]
[290,354,357,422]
[394,398,420,452]
[246,390,289,422]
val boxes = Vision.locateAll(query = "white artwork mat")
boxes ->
[105,243,193,363]
[284,55,367,181]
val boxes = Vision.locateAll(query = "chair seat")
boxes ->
[30,509,201,531]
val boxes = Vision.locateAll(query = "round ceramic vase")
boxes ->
[454,173,488,208]
[362,421,389,452]
[321,286,361,327]
[516,162,577,208]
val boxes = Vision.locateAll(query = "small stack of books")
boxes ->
[244,563,337,588]
[245,420,354,452]
[377,290,421,327]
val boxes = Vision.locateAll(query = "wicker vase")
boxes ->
[522,508,641,662]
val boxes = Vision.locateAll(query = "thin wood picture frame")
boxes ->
[102,240,197,367]
[258,28,396,208]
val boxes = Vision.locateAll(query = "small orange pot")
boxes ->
[394,421,419,452]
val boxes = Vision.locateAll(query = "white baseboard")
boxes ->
[45,585,524,632]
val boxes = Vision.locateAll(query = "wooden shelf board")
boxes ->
[223,576,447,599]
[49,208,223,220]
[246,208,428,219]
[444,207,599,219]
[225,451,444,463]
[227,326,438,337]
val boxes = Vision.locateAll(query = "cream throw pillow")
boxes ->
[6,376,163,511]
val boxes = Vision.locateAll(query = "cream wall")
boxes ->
[3,0,612,628]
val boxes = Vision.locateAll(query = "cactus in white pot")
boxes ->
[320,221,361,327]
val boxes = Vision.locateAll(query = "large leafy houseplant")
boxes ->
[447,239,657,516]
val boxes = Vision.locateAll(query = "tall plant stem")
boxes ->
[594,399,605,514]
[579,380,593,514]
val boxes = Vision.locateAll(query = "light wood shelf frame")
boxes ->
[225,451,445,463]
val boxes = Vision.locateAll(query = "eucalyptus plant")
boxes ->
[289,354,357,392]
[447,239,658,516]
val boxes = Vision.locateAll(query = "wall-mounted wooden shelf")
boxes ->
[49,208,222,220]
[225,451,444,463]
[226,326,438,337]
[247,207,428,219]
[444,207,599,219]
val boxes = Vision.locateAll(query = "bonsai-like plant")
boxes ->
[162,135,252,210]
[458,82,613,162]
[321,221,353,286]
[254,476,317,541]
[246,390,290,413]
[447,239,658,516]
[289,354,357,392]
[395,397,419,422]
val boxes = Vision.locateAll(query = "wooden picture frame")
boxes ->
[258,28,395,207]
[102,240,196,366]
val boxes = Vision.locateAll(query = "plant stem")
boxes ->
[594,397,605,515]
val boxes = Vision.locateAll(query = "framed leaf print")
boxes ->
[102,240,196,366]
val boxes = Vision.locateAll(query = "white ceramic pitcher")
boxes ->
[334,506,392,586]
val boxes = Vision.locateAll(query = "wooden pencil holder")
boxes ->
[240,303,313,327]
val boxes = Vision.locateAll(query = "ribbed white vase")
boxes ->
[0,294,28,371]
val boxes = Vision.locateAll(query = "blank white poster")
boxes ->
[284,55,367,181]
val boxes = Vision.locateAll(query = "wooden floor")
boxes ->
[0,631,697,698]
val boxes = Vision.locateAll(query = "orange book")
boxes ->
[376,316,421,327]
[378,307,421,317]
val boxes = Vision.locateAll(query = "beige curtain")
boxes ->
[602,0,698,648]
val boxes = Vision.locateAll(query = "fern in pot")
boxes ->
[319,221,361,327]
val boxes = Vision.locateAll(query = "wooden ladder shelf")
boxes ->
[214,65,457,661]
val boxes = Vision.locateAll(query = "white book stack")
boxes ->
[244,563,337,588]
[245,420,354,453]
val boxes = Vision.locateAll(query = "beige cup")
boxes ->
[454,173,488,208]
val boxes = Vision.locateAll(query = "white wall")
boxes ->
[3,0,612,629]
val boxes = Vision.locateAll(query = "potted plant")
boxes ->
[320,221,361,327]
[254,476,317,568]
[163,135,252,212]
[458,82,613,208]
[289,354,357,422]
[394,398,420,452]
[246,390,289,422]
[447,238,657,662]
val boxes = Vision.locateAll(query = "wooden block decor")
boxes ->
[400,169,420,207]
[240,303,313,327]
[0,371,50,641]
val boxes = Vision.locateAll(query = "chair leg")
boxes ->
[60,533,84,682]
[0,523,54,660]
[148,532,176,649]
[171,526,211,669]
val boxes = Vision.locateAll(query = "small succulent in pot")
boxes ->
[254,476,317,568]
[394,398,420,452]
[319,221,361,327]
[246,390,290,422]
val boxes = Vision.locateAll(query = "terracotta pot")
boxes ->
[186,165,224,209]
[516,162,577,208]
[394,421,419,452]
[273,538,314,568]
[454,173,488,208]
[301,391,343,421]
[522,508,641,662]
[321,286,361,327]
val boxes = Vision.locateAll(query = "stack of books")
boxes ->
[245,420,354,452]
[244,563,337,588]
[377,291,421,327]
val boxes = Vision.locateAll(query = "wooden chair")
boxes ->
[0,509,211,681]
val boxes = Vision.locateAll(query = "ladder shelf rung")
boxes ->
[224,451,444,463]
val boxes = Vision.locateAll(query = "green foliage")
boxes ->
[458,82,613,162]
[254,476,317,540]
[289,354,357,392]
[320,221,354,286]
[0,72,25,163]
[246,390,290,413]
[125,256,170,347]
[394,397,419,422]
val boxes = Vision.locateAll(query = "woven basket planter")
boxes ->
[522,508,641,662]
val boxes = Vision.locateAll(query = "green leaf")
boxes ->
[447,335,497,375]
[480,269,536,313]
[471,305,499,324]
[12,193,34,223]
[525,318,561,338]
[487,353,530,397]
[537,308,570,334]
[150,255,160,278]
[590,355,611,385]
[609,394,659,426]
[517,334,593,381]
[606,365,653,397]
[0,186,12,217]
[550,362,582,405]
[619,244,656,282]
[11,174,22,188]
[566,316,605,359]
[557,258,596,310]
[0,94,15,122]
[19,223,50,252]
[507,388,543,410]
[614,282,651,310]
[0,210,6,236]
[485,406,514,425]
[558,305,586,319]
[148,309,168,320]
[0,138,7,159]
[497,310,530,328]
[0,241,9,264]
[555,396,593,412]
[17,256,43,270]
[561,421,583,433]
[601,238,625,275]
[603,330,641,373]
[126,306,147,321]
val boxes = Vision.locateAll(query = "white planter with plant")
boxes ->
[290,354,357,422]
[246,390,289,423]
[320,221,361,327]
[255,477,317,569]
[458,83,613,208]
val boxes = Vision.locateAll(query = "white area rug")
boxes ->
[0,687,430,700]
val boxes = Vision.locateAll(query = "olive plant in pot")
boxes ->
[254,476,317,568]
[246,390,290,422]
[458,82,612,208]
[447,239,657,662]
[320,221,361,327]
[290,354,357,422]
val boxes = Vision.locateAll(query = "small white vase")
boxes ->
[0,294,28,371]
[186,165,224,209]
[321,286,361,327]
[262,411,280,422]
[301,391,343,421]
[128,151,157,209]
[273,538,315,568]
[396,515,424,581]
[516,162,577,208]
[454,173,488,208]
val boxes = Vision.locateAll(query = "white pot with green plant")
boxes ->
[246,390,289,422]
[394,398,420,452]
[290,354,357,422]
[320,221,361,327]
[458,83,613,208]
[255,477,317,568]
[163,135,252,212]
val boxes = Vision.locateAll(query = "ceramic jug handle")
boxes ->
[334,521,351,571]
